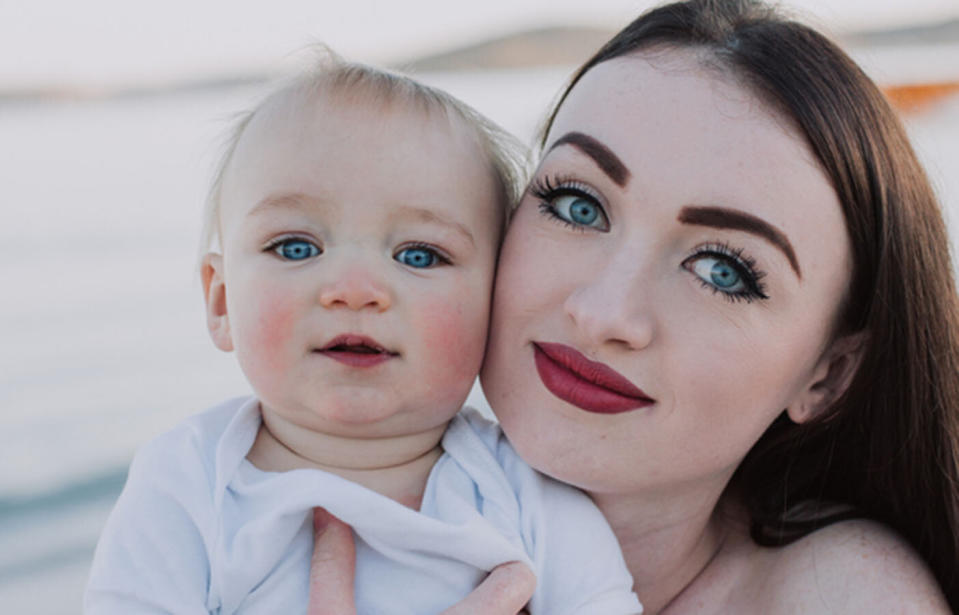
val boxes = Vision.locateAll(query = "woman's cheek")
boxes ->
[497,230,565,320]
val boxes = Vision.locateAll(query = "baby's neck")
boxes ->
[246,405,447,510]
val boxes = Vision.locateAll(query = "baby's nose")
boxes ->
[318,269,393,312]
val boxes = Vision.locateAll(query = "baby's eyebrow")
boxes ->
[390,205,475,247]
[247,196,475,247]
[246,193,317,217]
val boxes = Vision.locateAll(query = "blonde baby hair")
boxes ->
[200,46,529,257]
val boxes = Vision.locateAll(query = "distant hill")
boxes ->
[843,17,959,46]
[0,74,265,104]
[396,19,959,71]
[391,21,959,113]
[393,26,615,72]
[4,18,958,103]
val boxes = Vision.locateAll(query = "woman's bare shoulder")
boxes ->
[749,519,949,612]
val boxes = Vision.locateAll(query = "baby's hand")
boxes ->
[307,508,535,615]
[308,508,356,615]
[441,561,535,615]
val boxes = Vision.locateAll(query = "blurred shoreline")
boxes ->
[3,19,959,105]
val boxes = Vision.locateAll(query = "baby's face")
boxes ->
[204,92,502,439]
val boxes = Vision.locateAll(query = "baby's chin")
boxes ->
[271,396,460,440]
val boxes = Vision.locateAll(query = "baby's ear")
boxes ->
[201,253,233,352]
[787,332,866,424]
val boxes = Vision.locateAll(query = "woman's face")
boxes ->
[480,51,853,497]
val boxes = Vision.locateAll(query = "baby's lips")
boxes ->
[318,333,398,355]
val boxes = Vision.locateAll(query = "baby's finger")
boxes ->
[307,508,358,615]
[441,561,536,615]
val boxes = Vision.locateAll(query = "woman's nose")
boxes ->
[318,265,393,312]
[563,255,655,351]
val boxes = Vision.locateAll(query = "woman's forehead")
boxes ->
[550,51,775,146]
[548,52,824,205]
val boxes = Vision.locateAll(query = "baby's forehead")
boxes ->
[216,85,501,230]
[227,85,487,182]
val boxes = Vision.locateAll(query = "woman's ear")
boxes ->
[787,332,867,424]
[201,253,234,352]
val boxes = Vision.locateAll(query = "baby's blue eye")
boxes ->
[275,239,320,261]
[550,194,608,230]
[395,247,437,268]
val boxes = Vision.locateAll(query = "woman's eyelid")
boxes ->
[691,242,762,273]
[534,172,609,209]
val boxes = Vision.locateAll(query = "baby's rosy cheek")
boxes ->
[418,300,489,392]
[243,295,299,375]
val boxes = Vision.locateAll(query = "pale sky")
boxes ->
[2,0,957,89]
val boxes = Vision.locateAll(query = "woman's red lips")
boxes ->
[316,334,397,368]
[532,342,654,414]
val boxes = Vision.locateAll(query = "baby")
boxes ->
[85,54,642,614]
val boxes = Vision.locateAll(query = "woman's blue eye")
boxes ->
[567,197,600,225]
[552,194,606,229]
[682,246,769,304]
[395,247,437,268]
[709,260,741,289]
[530,176,610,231]
[688,255,746,293]
[274,239,320,261]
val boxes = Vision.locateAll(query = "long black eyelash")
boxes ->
[689,242,769,303]
[530,174,566,199]
[529,174,604,231]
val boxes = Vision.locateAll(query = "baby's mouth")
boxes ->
[328,343,380,354]
[315,334,398,366]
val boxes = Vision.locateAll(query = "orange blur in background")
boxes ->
[885,82,959,113]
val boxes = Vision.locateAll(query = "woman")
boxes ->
[311,0,959,611]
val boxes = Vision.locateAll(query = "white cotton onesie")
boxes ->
[85,396,642,614]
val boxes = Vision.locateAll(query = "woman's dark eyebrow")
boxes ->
[679,205,802,278]
[547,132,631,187]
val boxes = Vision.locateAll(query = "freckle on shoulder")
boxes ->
[759,519,949,612]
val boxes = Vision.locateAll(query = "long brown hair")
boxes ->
[541,0,959,606]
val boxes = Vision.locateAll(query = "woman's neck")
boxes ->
[591,484,734,614]
[247,404,447,510]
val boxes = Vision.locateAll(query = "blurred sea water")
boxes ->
[1,57,958,612]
